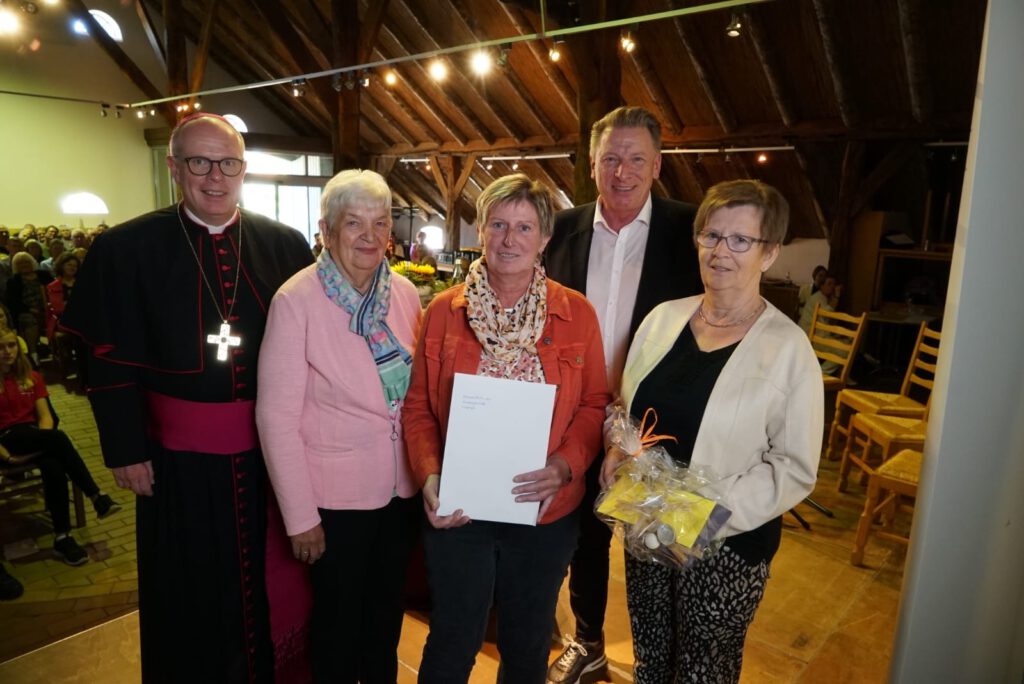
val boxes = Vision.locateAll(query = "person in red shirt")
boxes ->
[0,326,119,566]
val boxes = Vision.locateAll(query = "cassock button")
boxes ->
[218,248,228,255]
[223,282,234,288]
[221,265,232,271]
[229,315,240,322]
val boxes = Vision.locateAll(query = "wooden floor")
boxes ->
[0,451,905,683]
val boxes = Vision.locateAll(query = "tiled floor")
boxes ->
[0,381,908,682]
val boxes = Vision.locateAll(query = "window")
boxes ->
[241,150,332,244]
[72,10,123,42]
[223,114,248,133]
[60,192,109,215]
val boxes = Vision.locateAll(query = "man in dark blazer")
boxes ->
[544,106,701,684]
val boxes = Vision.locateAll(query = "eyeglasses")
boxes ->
[696,230,771,253]
[178,156,245,177]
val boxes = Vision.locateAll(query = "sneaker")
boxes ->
[0,564,24,601]
[547,636,607,684]
[54,536,88,566]
[93,494,120,519]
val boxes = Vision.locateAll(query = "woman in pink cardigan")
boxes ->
[256,169,422,682]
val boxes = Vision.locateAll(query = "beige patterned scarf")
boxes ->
[464,258,547,383]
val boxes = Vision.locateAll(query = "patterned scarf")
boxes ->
[464,258,547,383]
[316,249,412,402]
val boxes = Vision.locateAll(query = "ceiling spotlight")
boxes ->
[497,43,511,68]
[486,162,493,171]
[620,27,636,53]
[511,161,519,171]
[470,50,492,76]
[114,106,123,119]
[136,109,145,119]
[725,13,742,38]
[696,153,704,164]
[331,73,342,92]
[424,162,431,171]
[359,69,370,88]
[0,8,21,35]
[549,38,564,62]
[99,104,109,118]
[384,70,398,86]
[193,100,201,110]
[757,152,768,164]
[149,108,156,116]
[291,79,306,97]
[428,59,448,81]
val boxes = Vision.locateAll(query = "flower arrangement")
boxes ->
[391,260,436,286]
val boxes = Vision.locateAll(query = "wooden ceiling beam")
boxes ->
[332,0,363,171]
[164,0,188,98]
[627,43,685,136]
[252,0,334,108]
[365,83,432,143]
[668,4,736,134]
[188,0,220,94]
[285,0,332,60]
[402,166,448,216]
[397,0,524,142]
[792,146,831,239]
[850,142,920,216]
[446,0,559,143]
[358,0,392,63]
[134,0,166,72]
[362,98,416,146]
[677,153,711,197]
[65,0,174,124]
[742,7,797,128]
[811,0,861,128]
[828,140,865,280]
[376,23,495,144]
[897,0,933,124]
[373,49,468,145]
[497,3,576,118]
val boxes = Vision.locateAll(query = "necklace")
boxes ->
[176,205,244,361]
[697,299,764,328]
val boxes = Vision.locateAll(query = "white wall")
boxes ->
[891,2,1024,680]
[764,238,830,284]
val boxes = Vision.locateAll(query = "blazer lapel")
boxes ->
[569,205,595,293]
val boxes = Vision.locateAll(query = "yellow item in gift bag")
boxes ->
[597,475,717,548]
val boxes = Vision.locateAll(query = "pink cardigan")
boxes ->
[256,264,422,537]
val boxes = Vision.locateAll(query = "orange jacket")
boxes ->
[403,279,610,524]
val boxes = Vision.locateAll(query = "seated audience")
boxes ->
[0,325,120,566]
[6,253,50,362]
[46,254,81,388]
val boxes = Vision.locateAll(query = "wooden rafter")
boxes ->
[742,8,797,128]
[791,146,830,239]
[497,2,576,118]
[446,0,559,143]
[828,140,865,280]
[627,43,685,136]
[376,23,496,145]
[332,0,362,170]
[66,0,173,124]
[189,0,220,94]
[373,52,468,145]
[669,7,737,135]
[359,0,393,64]
[251,0,334,108]
[811,0,861,128]
[164,0,188,98]
[283,0,331,60]
[134,0,166,72]
[897,0,933,124]
[850,143,921,216]
[362,99,416,146]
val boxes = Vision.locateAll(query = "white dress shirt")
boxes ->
[586,195,652,392]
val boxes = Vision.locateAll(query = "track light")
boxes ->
[136,109,145,119]
[359,69,370,88]
[384,70,398,86]
[757,152,768,164]
[511,161,519,171]
[99,104,109,117]
[549,38,564,62]
[428,59,447,81]
[291,79,306,97]
[725,14,742,38]
[470,51,492,76]
[496,43,510,68]
[620,31,635,53]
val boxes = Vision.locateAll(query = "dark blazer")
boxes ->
[543,196,702,339]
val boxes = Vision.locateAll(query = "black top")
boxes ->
[632,324,782,566]
[60,206,313,467]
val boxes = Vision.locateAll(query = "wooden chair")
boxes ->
[808,304,867,393]
[837,410,928,493]
[825,323,941,460]
[851,448,922,565]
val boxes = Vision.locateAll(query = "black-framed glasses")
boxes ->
[696,230,771,253]
[178,156,245,177]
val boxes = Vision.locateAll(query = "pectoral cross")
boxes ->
[207,322,241,361]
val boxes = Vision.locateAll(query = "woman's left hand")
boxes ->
[512,455,571,522]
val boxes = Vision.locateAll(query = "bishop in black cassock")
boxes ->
[61,114,313,683]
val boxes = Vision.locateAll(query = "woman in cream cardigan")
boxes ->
[601,180,823,683]
[257,169,422,682]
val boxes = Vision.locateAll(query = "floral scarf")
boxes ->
[464,258,547,383]
[316,249,412,402]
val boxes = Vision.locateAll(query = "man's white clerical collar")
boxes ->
[183,206,240,235]
[593,193,653,233]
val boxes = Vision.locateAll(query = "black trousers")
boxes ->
[310,494,422,684]
[0,423,99,533]
[566,456,613,643]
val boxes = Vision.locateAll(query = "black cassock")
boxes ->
[62,206,313,683]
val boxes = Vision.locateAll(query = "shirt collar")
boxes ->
[183,205,240,234]
[593,193,653,235]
